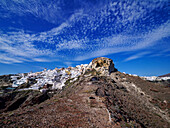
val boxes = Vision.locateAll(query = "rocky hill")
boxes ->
[159,73,170,77]
[0,57,170,128]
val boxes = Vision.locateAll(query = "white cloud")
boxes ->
[33,58,51,62]
[74,20,170,61]
[0,0,63,24]
[64,62,72,67]
[124,52,150,61]
[33,58,59,62]
[0,54,28,64]
[0,0,88,25]
[0,0,169,64]
[56,38,87,50]
[0,32,55,64]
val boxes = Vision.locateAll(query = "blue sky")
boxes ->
[0,0,170,76]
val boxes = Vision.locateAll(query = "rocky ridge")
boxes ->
[0,57,170,128]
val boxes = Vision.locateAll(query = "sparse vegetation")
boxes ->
[83,90,94,93]
[0,57,169,128]
[84,69,100,76]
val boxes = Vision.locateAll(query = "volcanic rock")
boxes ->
[88,57,115,75]
[159,73,170,77]
[0,57,170,128]
[0,75,13,87]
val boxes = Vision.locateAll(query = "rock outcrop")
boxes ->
[87,57,115,75]
[0,75,13,87]
[0,57,170,128]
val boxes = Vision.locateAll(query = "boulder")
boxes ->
[87,57,115,75]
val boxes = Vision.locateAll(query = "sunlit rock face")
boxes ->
[88,57,115,75]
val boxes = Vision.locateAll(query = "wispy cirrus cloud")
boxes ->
[0,53,30,64]
[74,20,170,61]
[0,0,103,24]
[0,0,169,65]
[0,30,55,64]
[124,52,151,61]
[33,58,59,62]
[0,0,66,24]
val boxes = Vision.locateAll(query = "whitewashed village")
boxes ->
[9,63,170,93]
[10,64,89,92]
